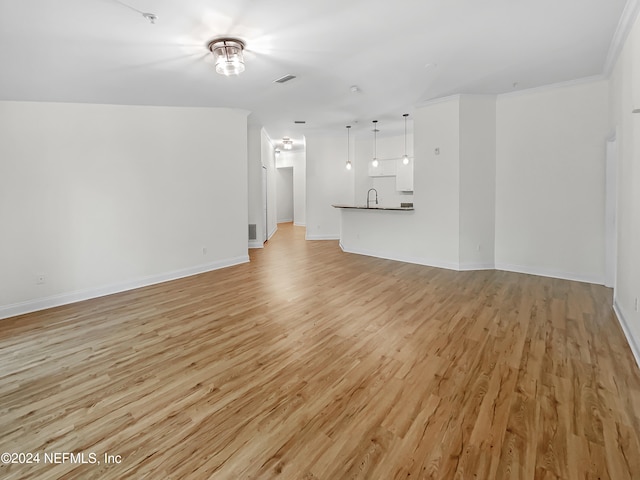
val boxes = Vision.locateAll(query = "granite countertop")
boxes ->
[332,204,414,211]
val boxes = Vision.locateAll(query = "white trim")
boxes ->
[341,245,460,271]
[495,262,604,285]
[293,222,306,227]
[603,0,640,75]
[497,75,606,100]
[613,299,640,370]
[0,255,249,321]
[277,218,293,223]
[458,262,496,271]
[305,234,340,240]
[415,94,461,109]
[248,240,264,249]
[267,225,278,240]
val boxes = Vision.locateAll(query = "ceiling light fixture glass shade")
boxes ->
[372,120,379,168]
[208,38,246,76]
[402,113,410,165]
[282,138,293,150]
[346,125,352,170]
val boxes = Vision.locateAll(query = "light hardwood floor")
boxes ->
[1,223,639,479]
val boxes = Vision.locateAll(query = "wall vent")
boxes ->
[294,120,306,124]
[274,74,296,84]
[248,224,257,240]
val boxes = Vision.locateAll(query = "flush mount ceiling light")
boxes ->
[345,126,352,170]
[282,138,293,150]
[372,120,379,168]
[208,38,246,76]
[402,113,410,165]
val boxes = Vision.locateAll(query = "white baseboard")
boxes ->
[613,299,640,370]
[0,255,250,321]
[248,240,264,249]
[293,222,306,227]
[495,262,604,285]
[277,218,293,223]
[305,234,340,240]
[267,225,278,241]
[458,262,496,271]
[341,245,460,271]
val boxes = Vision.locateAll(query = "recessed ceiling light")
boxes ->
[350,85,361,93]
[142,12,157,24]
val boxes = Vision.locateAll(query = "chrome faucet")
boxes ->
[366,188,378,208]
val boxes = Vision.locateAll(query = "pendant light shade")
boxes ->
[345,125,352,170]
[372,120,379,168]
[208,38,246,76]
[402,113,410,165]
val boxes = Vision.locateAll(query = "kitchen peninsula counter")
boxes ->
[332,204,414,211]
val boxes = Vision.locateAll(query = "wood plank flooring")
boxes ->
[1,222,639,479]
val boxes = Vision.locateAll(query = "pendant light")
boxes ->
[402,113,410,165]
[345,125,352,170]
[372,120,379,168]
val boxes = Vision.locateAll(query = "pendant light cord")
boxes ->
[403,113,409,157]
[373,120,378,159]
[345,125,352,169]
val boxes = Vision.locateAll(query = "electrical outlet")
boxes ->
[435,147,440,155]
[635,297,639,312]
[202,247,207,256]
[36,274,45,285]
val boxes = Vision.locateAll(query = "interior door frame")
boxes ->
[604,131,618,289]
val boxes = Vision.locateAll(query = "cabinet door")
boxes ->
[368,159,397,177]
[396,158,413,191]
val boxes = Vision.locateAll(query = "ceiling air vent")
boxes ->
[274,74,297,84]
[294,120,306,124]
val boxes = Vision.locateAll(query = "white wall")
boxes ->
[414,97,461,263]
[261,129,278,240]
[276,167,294,223]
[609,11,640,366]
[247,125,264,248]
[495,80,609,283]
[459,95,496,268]
[339,96,462,269]
[0,101,249,318]
[293,147,306,227]
[305,134,354,239]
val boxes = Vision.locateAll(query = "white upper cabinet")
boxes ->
[395,158,414,192]
[368,159,397,177]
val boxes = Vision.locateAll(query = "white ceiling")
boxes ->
[0,0,628,145]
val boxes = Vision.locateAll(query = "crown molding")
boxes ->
[497,74,606,100]
[415,94,462,109]
[603,0,640,75]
